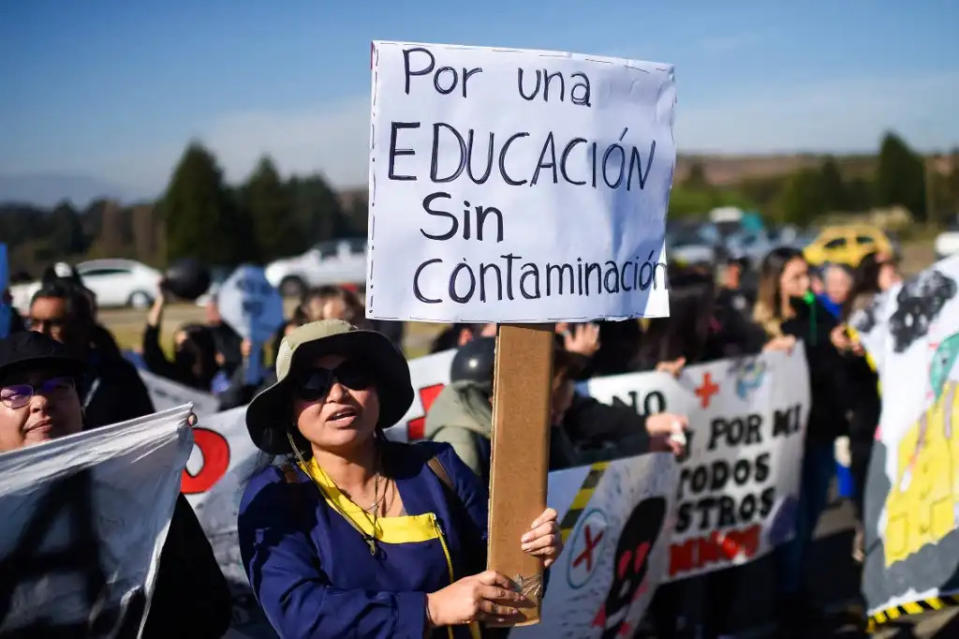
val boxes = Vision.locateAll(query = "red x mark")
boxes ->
[573,524,604,572]
[695,372,720,408]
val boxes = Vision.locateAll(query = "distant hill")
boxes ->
[0,173,131,208]
[675,153,877,185]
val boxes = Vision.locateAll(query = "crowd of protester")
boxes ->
[0,242,903,637]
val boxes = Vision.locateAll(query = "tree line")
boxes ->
[4,133,957,278]
[669,132,959,226]
[1,142,367,278]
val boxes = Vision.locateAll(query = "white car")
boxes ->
[265,238,367,297]
[10,259,160,314]
[935,226,959,260]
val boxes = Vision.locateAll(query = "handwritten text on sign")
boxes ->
[368,42,676,323]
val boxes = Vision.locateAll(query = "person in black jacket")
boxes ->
[143,284,219,391]
[0,330,231,638]
[27,279,155,428]
[753,247,850,629]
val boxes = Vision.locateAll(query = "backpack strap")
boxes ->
[426,455,456,494]
[280,463,301,484]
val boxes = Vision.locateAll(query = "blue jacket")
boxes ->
[239,441,488,638]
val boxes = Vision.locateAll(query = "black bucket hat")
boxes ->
[246,319,414,455]
[0,331,84,383]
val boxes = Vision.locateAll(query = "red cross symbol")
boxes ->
[695,372,720,408]
[573,524,604,572]
[406,384,446,440]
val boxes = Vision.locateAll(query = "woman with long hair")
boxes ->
[753,247,850,627]
[238,320,562,638]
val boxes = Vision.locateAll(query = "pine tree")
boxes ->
[162,142,247,264]
[876,132,926,219]
[242,157,301,261]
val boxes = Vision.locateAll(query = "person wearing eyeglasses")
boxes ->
[0,330,232,638]
[0,331,84,451]
[238,319,563,639]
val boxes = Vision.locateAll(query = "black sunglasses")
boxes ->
[292,361,373,401]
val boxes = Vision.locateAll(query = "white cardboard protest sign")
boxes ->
[0,406,193,636]
[854,256,959,625]
[368,41,675,323]
[584,347,810,581]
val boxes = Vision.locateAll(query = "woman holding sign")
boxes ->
[238,320,562,638]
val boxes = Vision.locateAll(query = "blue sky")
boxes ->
[1,0,957,203]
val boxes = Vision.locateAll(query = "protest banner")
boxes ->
[367,41,675,323]
[389,347,455,441]
[0,243,10,338]
[853,256,959,627]
[182,407,276,636]
[584,346,810,580]
[140,368,220,417]
[217,265,284,385]
[512,453,678,639]
[0,406,193,636]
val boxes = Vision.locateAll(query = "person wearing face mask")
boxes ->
[143,282,219,391]
[0,330,231,638]
[238,320,563,638]
[753,247,850,631]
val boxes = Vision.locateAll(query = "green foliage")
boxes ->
[162,142,249,265]
[876,132,926,219]
[668,184,755,219]
[289,174,355,245]
[818,156,847,211]
[777,168,825,225]
[241,157,300,262]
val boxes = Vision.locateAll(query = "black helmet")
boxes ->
[450,336,495,387]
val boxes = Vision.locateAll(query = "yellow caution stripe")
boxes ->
[559,462,609,544]
[867,594,959,632]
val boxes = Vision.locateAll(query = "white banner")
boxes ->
[584,347,810,580]
[388,348,455,441]
[140,369,220,417]
[513,453,678,639]
[367,41,675,323]
[854,256,959,623]
[0,406,193,637]
[182,407,276,636]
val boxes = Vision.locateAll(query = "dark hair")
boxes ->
[842,252,883,320]
[753,247,805,335]
[301,285,364,323]
[176,324,218,390]
[637,268,714,368]
[30,279,95,328]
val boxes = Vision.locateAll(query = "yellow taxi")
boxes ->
[803,225,894,267]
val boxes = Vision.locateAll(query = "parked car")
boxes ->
[10,259,160,314]
[76,259,161,308]
[264,238,367,298]
[935,219,959,259]
[803,225,894,267]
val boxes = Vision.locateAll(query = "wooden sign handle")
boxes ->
[486,323,554,626]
